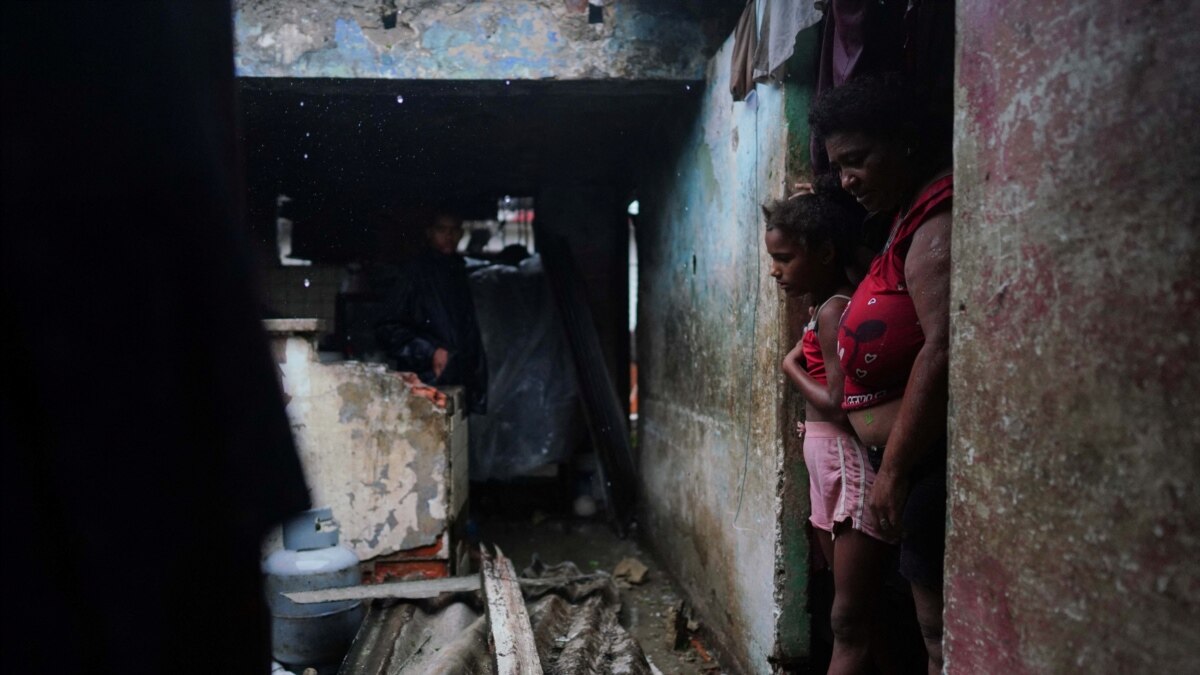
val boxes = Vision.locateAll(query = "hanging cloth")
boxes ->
[729,0,759,101]
[752,0,823,82]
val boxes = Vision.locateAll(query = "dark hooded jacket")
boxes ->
[375,249,488,414]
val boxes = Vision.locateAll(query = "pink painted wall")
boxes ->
[947,1,1200,671]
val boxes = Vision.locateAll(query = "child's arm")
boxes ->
[782,299,850,422]
[815,298,850,424]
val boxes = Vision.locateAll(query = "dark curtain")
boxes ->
[809,0,954,174]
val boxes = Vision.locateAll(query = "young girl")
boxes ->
[764,177,896,674]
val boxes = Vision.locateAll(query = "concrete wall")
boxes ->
[636,34,793,674]
[235,0,712,80]
[948,1,1200,671]
[772,29,824,669]
[266,323,467,568]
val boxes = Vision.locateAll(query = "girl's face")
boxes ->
[825,131,910,214]
[765,228,828,297]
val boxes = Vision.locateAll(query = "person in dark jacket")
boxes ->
[376,212,488,414]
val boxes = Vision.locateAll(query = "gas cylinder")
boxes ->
[264,508,365,671]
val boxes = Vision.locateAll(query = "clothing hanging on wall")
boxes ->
[730,0,759,101]
[753,0,823,81]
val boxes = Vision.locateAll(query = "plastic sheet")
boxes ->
[468,255,579,480]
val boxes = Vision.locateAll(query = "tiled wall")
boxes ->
[260,265,340,330]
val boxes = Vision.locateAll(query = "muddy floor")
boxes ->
[477,514,730,675]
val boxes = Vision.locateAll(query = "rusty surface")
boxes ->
[374,535,447,561]
[948,1,1200,671]
[364,560,451,585]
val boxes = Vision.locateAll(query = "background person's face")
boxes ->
[427,215,464,255]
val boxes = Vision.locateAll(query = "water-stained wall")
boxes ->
[635,33,794,674]
[948,1,1200,670]
[234,0,715,80]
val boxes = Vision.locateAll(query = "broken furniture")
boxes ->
[265,319,470,581]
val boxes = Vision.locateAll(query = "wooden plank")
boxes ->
[284,573,607,604]
[480,546,543,675]
[283,575,481,604]
[537,231,637,535]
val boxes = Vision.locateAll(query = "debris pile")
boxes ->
[331,548,655,674]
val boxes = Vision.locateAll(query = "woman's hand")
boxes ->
[870,468,910,535]
[789,181,815,200]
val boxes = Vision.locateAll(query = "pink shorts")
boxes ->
[803,421,896,544]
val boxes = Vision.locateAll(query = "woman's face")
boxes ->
[825,131,910,214]
[765,227,823,298]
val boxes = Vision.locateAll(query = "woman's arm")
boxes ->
[870,210,952,530]
[781,298,850,421]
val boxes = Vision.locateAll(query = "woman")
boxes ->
[809,74,953,674]
[764,178,896,674]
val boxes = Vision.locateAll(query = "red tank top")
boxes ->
[838,175,952,411]
[801,327,828,385]
[801,295,852,385]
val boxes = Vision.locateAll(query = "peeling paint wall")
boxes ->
[948,1,1200,671]
[636,32,794,674]
[771,28,823,669]
[267,324,466,562]
[234,0,712,80]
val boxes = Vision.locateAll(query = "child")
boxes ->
[763,176,895,673]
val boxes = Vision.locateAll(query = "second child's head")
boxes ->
[763,175,864,298]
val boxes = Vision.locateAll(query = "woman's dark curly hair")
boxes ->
[762,174,864,269]
[809,72,950,161]
[810,72,924,142]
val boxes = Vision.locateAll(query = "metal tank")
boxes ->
[264,508,365,670]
